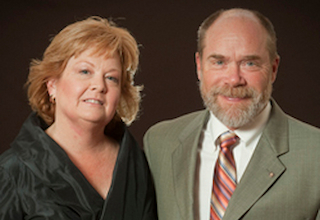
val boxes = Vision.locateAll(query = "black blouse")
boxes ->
[0,113,157,220]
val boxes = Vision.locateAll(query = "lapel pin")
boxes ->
[269,172,274,178]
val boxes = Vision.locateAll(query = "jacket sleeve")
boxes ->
[0,167,23,220]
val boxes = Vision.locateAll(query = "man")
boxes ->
[143,8,320,220]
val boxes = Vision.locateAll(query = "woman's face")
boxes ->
[47,48,122,127]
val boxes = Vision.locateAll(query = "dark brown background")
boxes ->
[1,0,320,153]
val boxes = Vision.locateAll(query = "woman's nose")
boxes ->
[90,76,107,93]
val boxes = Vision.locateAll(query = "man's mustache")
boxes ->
[210,86,257,99]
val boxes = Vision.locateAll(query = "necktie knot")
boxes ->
[219,131,239,150]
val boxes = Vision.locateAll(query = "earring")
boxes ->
[49,94,56,104]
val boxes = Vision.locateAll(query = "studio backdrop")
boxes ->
[1,0,320,152]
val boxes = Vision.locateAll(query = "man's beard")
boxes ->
[199,82,272,129]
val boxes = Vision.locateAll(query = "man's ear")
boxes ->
[271,55,280,83]
[195,52,202,81]
[46,78,57,96]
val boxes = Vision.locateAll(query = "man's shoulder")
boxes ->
[286,115,320,139]
[143,109,208,148]
[269,99,320,141]
[143,110,208,163]
[147,110,207,135]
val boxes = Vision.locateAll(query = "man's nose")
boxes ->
[225,63,246,87]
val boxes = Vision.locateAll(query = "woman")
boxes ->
[0,16,157,219]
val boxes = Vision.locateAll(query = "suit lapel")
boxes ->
[224,99,290,219]
[223,137,286,219]
[171,110,209,219]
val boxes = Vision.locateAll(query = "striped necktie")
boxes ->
[210,131,239,220]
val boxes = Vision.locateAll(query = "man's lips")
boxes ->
[219,95,250,102]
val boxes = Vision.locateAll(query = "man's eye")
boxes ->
[246,61,255,66]
[216,60,224,65]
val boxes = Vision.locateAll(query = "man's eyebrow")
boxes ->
[207,54,226,60]
[243,55,261,60]
[205,54,262,61]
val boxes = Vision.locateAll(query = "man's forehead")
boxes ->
[207,9,261,37]
[204,11,266,45]
[217,9,257,22]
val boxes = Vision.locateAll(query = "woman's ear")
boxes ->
[46,78,57,97]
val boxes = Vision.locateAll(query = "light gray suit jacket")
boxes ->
[144,100,320,220]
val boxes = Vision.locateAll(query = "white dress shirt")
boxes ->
[194,103,271,220]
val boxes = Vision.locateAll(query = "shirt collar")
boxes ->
[209,102,271,146]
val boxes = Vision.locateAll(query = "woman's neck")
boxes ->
[45,117,112,155]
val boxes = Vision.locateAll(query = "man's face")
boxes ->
[196,13,279,129]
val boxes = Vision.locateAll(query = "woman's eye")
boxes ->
[80,69,90,74]
[106,76,119,84]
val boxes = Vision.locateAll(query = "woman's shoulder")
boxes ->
[0,151,24,219]
[0,147,28,199]
[0,147,22,172]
